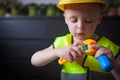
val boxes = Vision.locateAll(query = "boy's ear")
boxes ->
[63,13,68,25]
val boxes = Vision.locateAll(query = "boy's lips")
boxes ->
[77,33,85,39]
[77,32,85,38]
[78,33,85,36]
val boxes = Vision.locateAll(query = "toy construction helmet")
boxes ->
[57,0,108,11]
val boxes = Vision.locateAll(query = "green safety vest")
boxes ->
[53,33,119,80]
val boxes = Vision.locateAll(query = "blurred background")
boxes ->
[0,0,120,80]
[0,0,120,17]
[0,0,61,17]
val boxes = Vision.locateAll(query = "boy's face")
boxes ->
[64,3,102,40]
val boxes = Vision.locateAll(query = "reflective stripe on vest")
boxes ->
[54,33,120,73]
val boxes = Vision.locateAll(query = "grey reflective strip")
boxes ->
[61,72,87,80]
[61,71,115,80]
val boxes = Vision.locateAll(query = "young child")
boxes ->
[31,0,120,80]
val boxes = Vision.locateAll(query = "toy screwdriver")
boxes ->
[58,39,113,72]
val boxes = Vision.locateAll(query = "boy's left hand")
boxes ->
[90,44,114,62]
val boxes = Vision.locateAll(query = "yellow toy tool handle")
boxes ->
[58,58,69,65]
[83,39,97,55]
[58,39,97,65]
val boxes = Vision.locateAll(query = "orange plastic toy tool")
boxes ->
[82,39,97,55]
[58,39,97,65]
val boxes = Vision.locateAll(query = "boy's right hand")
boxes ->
[56,41,84,64]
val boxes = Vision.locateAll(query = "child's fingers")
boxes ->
[68,50,76,62]
[95,47,113,59]
[72,45,83,56]
[90,44,113,59]
[73,41,84,47]
[67,45,83,62]
[95,47,107,58]
[90,44,103,50]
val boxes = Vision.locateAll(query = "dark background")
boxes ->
[0,16,120,80]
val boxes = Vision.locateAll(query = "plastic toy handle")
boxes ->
[58,58,69,65]
[98,54,113,72]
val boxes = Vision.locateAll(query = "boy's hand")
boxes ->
[57,41,84,63]
[90,44,114,62]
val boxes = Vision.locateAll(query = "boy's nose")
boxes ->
[77,21,85,30]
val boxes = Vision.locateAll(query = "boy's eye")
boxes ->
[85,19,93,23]
[70,18,78,23]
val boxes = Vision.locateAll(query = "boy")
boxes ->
[31,0,120,80]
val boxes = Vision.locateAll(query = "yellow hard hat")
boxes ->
[57,0,108,11]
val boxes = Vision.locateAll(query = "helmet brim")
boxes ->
[57,2,108,11]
